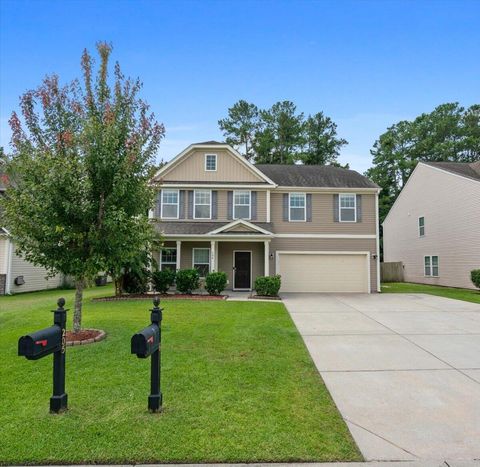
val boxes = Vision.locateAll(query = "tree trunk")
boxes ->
[73,278,85,333]
[114,276,123,296]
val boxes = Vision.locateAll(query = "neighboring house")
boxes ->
[383,161,480,289]
[0,178,64,294]
[151,141,381,293]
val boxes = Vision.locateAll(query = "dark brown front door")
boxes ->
[234,251,251,289]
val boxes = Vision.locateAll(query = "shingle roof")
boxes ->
[192,140,224,146]
[423,161,480,182]
[254,164,378,188]
[154,221,273,235]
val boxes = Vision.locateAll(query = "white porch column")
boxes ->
[176,240,181,270]
[210,240,217,272]
[264,240,270,276]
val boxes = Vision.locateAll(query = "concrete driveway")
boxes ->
[281,293,480,462]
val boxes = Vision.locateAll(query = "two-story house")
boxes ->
[151,141,381,293]
[383,161,480,289]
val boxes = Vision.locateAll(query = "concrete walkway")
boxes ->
[281,293,480,463]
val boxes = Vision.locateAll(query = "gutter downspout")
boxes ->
[375,190,381,292]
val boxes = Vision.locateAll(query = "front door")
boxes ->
[233,251,251,290]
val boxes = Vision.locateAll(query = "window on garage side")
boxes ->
[419,216,425,237]
[424,255,439,277]
[193,248,210,277]
[161,248,177,272]
[289,192,306,221]
[339,193,356,222]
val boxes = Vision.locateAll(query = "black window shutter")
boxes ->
[283,193,289,221]
[179,190,185,219]
[212,191,218,219]
[227,191,233,220]
[356,194,362,222]
[187,190,194,219]
[333,194,339,222]
[306,194,312,222]
[251,191,257,220]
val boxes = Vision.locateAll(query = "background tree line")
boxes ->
[218,100,348,166]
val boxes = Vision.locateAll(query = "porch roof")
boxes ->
[154,220,274,236]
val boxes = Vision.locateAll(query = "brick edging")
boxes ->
[66,329,106,347]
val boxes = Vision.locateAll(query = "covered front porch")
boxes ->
[158,221,273,290]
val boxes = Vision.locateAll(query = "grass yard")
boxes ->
[382,282,480,304]
[0,286,360,465]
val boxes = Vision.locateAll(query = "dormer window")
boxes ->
[205,154,217,171]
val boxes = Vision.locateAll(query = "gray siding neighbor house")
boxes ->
[383,161,480,290]
[151,142,381,293]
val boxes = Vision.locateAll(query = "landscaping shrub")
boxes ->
[152,269,176,294]
[122,268,150,294]
[175,269,200,294]
[205,271,228,295]
[254,275,281,296]
[471,269,480,289]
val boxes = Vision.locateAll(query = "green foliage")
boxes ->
[471,270,480,289]
[175,268,200,294]
[205,271,227,295]
[254,275,281,297]
[119,248,157,295]
[122,267,150,294]
[1,42,164,330]
[151,269,176,294]
[367,103,480,223]
[219,100,347,165]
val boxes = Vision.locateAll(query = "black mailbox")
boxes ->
[18,325,61,360]
[131,324,160,358]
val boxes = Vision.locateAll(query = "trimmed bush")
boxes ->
[122,268,150,294]
[205,271,228,295]
[175,268,200,294]
[152,269,176,294]
[254,275,281,297]
[471,269,480,289]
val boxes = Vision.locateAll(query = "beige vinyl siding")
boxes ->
[0,237,7,274]
[270,192,376,234]
[156,189,268,223]
[383,163,480,289]
[162,149,265,183]
[270,237,378,292]
[9,249,63,293]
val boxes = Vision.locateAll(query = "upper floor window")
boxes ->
[205,154,217,171]
[289,193,306,221]
[161,189,179,219]
[234,191,251,219]
[418,216,425,237]
[339,193,356,222]
[161,248,177,272]
[193,248,210,277]
[424,255,439,277]
[194,190,211,219]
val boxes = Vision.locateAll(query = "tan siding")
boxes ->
[162,149,264,183]
[270,192,376,234]
[270,237,378,292]
[255,191,267,221]
[0,238,7,274]
[217,242,265,290]
[10,248,63,293]
[383,163,480,289]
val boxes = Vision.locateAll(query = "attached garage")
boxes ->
[276,251,370,293]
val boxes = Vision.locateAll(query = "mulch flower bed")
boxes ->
[249,295,282,300]
[93,293,227,302]
[66,329,106,346]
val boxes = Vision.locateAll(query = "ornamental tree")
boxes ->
[2,42,164,332]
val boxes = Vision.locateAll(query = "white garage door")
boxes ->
[277,252,369,293]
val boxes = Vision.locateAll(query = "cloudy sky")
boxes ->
[1,0,479,173]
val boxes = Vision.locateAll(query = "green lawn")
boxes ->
[0,286,360,465]
[382,282,480,304]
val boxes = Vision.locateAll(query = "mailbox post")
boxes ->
[131,297,163,412]
[18,298,68,413]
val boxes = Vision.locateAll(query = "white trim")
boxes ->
[418,216,425,237]
[375,192,381,292]
[204,153,217,172]
[339,193,357,223]
[162,235,273,242]
[207,219,274,236]
[233,190,251,220]
[152,143,277,186]
[275,250,371,293]
[233,250,252,291]
[275,233,376,239]
[160,246,177,271]
[176,241,181,270]
[264,240,270,276]
[288,192,307,222]
[266,190,271,222]
[5,238,13,294]
[157,183,272,189]
[193,189,212,220]
[192,247,211,277]
[210,240,216,271]
[275,186,380,193]
[160,189,180,220]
